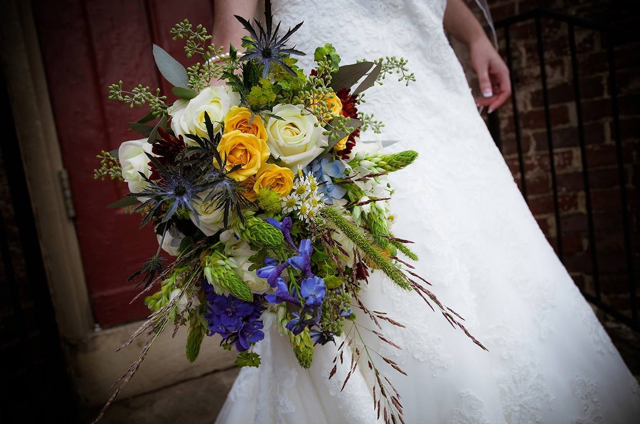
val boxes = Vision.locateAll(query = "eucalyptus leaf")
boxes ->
[108,196,140,209]
[136,111,156,124]
[330,62,374,92]
[148,115,168,144]
[321,118,362,155]
[152,44,189,88]
[172,86,198,100]
[128,122,155,137]
[352,61,382,96]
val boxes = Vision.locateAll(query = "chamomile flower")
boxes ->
[282,192,299,214]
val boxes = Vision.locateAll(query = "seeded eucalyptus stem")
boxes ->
[320,206,411,290]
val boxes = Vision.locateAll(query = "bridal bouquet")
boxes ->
[94,1,483,422]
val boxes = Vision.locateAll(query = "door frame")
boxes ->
[1,0,234,407]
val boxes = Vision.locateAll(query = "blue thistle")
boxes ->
[235,0,305,78]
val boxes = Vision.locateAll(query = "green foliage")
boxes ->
[186,320,205,363]
[94,150,123,182]
[246,79,278,109]
[314,43,340,77]
[359,113,384,134]
[170,20,215,58]
[108,81,168,117]
[235,351,261,368]
[373,56,416,86]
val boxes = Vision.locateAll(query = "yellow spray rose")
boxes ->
[216,130,270,182]
[224,106,268,143]
[333,135,348,151]
[253,163,294,198]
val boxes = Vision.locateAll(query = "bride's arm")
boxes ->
[443,0,511,113]
[212,0,258,53]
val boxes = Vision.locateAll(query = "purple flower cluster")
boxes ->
[258,217,328,338]
[203,282,265,352]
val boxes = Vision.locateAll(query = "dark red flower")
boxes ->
[335,88,360,159]
[336,87,358,119]
[148,128,186,180]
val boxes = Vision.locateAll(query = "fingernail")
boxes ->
[488,108,494,114]
[483,90,493,98]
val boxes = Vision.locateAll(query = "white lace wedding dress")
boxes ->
[215,1,640,423]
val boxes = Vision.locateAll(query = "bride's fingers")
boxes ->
[487,70,511,113]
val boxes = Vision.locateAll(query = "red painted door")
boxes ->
[32,0,215,327]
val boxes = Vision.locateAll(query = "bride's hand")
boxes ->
[470,38,511,113]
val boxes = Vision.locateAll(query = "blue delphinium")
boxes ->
[304,156,347,203]
[287,239,313,277]
[300,275,326,307]
[264,277,300,306]
[286,308,320,335]
[203,282,265,352]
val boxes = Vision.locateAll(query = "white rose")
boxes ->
[169,87,240,143]
[156,226,185,257]
[266,104,328,171]
[189,191,235,236]
[119,138,153,193]
[220,230,270,294]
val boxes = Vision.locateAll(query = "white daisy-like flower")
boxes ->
[291,177,309,199]
[282,193,299,214]
[297,202,311,222]
[307,192,324,211]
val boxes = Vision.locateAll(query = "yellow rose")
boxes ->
[239,175,258,202]
[216,130,270,182]
[333,135,348,151]
[253,163,294,198]
[224,106,268,143]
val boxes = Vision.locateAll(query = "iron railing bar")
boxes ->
[535,16,564,260]
[494,8,636,37]
[568,23,601,301]
[503,26,528,202]
[606,33,638,324]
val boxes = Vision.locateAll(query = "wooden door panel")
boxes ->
[33,0,215,327]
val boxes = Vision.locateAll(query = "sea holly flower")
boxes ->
[300,275,326,307]
[235,0,305,78]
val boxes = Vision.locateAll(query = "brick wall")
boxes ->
[459,0,640,324]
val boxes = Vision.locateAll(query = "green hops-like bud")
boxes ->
[203,253,253,302]
[289,329,314,369]
[186,321,205,363]
[349,150,418,173]
[234,216,284,248]
[257,188,283,215]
